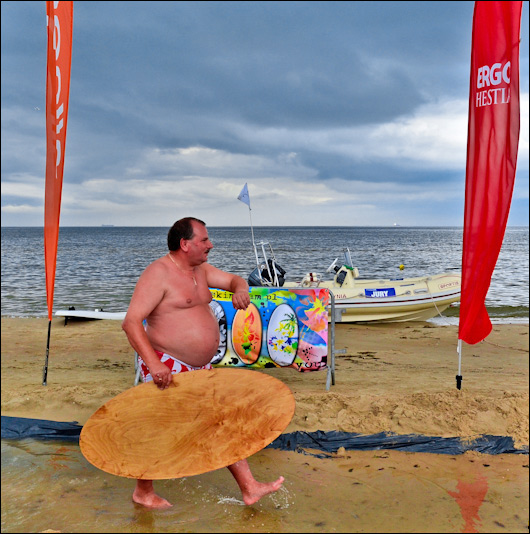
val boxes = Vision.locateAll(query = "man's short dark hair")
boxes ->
[167,217,206,251]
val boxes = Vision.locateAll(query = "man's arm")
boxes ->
[203,264,250,310]
[122,261,173,389]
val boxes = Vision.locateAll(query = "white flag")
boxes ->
[237,183,251,208]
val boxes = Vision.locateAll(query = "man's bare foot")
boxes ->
[132,490,173,509]
[133,481,173,510]
[241,476,285,506]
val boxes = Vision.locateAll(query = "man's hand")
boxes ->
[151,363,172,390]
[232,290,250,310]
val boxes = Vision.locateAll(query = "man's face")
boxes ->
[186,222,213,265]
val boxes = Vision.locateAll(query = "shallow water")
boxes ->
[2,439,528,533]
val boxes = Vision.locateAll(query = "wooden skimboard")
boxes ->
[79,368,295,480]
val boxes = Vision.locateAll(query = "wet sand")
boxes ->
[1,317,528,532]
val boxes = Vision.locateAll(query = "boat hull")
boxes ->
[285,272,461,323]
[332,294,458,323]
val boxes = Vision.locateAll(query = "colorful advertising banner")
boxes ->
[209,287,330,372]
[458,1,522,345]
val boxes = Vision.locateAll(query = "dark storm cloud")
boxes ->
[65,1,471,129]
[1,1,528,226]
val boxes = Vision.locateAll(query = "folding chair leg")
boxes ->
[134,352,142,386]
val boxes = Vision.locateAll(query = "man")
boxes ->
[122,217,284,509]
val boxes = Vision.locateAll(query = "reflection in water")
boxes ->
[447,475,489,534]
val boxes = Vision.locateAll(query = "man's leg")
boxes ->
[227,459,284,505]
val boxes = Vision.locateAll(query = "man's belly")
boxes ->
[146,305,221,367]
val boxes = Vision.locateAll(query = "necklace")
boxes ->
[167,253,197,286]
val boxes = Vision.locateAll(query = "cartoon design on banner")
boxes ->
[209,287,329,372]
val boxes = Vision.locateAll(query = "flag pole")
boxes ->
[248,205,260,269]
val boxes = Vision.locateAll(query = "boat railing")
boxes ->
[249,240,286,287]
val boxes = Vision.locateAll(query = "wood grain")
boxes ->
[79,368,295,479]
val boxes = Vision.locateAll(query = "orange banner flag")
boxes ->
[44,1,73,320]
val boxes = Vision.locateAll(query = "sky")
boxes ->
[1,1,528,227]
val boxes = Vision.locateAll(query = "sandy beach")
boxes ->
[1,317,529,533]
[2,317,528,446]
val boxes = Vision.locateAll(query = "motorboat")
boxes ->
[248,242,461,323]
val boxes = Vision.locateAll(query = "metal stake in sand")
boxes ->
[456,339,463,390]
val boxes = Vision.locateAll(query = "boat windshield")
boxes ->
[343,248,354,268]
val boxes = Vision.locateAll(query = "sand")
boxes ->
[2,317,528,447]
[1,317,529,533]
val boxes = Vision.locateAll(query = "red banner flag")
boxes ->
[44,1,73,321]
[458,1,522,345]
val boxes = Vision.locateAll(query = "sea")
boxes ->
[1,226,528,323]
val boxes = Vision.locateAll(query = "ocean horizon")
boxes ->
[2,225,529,228]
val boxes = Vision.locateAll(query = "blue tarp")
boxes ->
[1,416,82,442]
[267,429,528,457]
[1,416,528,455]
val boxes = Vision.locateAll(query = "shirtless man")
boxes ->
[122,217,284,509]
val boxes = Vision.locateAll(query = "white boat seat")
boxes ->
[301,272,322,287]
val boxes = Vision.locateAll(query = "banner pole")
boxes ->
[456,339,463,390]
[248,207,260,269]
[42,319,52,385]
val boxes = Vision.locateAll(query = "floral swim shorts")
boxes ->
[138,350,213,383]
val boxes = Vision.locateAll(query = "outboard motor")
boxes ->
[248,268,263,287]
